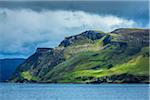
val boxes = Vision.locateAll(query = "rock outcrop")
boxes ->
[59,30,105,47]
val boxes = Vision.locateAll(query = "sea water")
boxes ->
[0,83,149,100]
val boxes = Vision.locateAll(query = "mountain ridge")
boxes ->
[10,28,150,83]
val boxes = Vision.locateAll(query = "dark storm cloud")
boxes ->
[0,1,149,24]
[0,1,149,58]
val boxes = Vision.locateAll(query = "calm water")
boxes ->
[0,83,149,100]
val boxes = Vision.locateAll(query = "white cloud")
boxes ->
[0,9,141,58]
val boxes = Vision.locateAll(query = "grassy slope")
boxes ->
[42,44,149,83]
[21,71,40,81]
[12,29,149,83]
[55,47,149,83]
[42,31,149,83]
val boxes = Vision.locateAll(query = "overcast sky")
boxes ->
[0,1,149,58]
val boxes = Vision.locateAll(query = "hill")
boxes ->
[0,58,25,82]
[10,28,149,83]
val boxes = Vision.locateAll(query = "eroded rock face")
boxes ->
[81,30,105,40]
[59,30,105,47]
[11,48,65,82]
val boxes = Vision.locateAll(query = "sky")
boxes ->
[0,1,149,58]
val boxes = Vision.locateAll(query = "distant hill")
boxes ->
[10,28,149,83]
[0,58,25,82]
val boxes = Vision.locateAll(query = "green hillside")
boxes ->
[10,28,149,83]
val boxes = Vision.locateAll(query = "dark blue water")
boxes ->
[0,83,149,100]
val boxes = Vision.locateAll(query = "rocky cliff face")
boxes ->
[11,47,65,82]
[10,28,149,83]
[59,30,105,47]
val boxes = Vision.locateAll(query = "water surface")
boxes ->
[0,83,149,100]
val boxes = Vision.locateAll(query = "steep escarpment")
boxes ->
[10,28,149,83]
[11,48,65,82]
